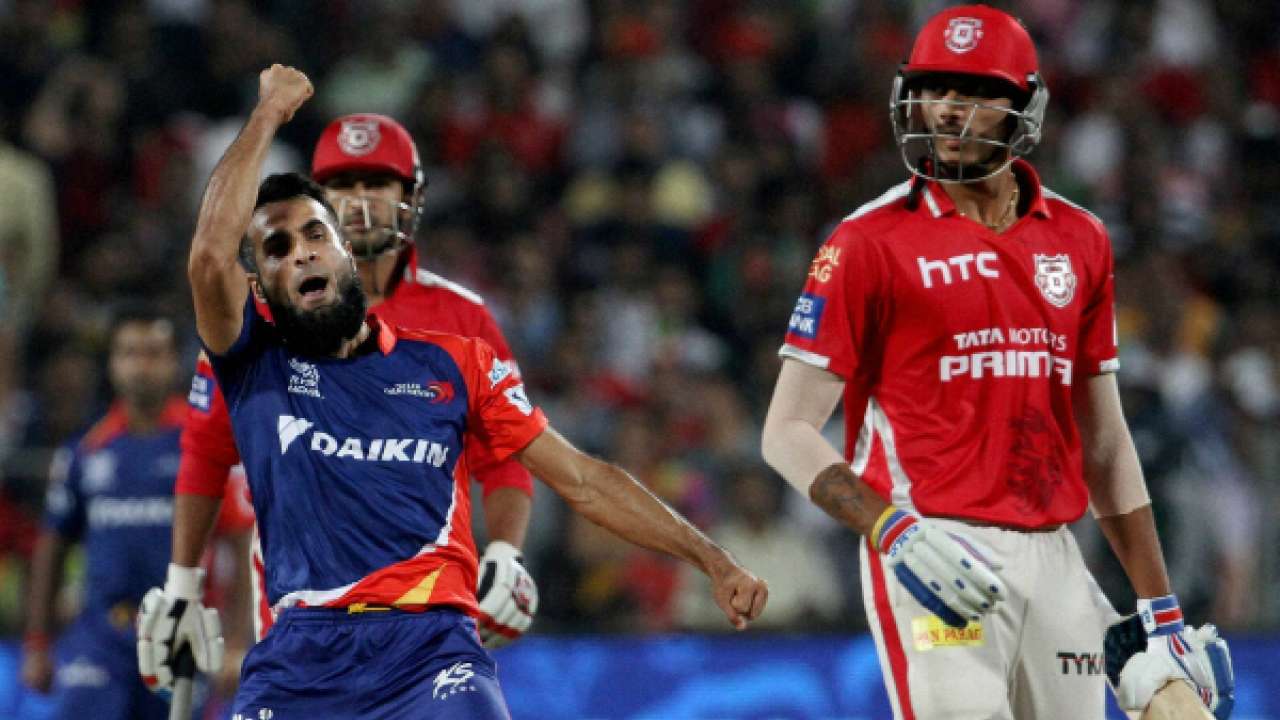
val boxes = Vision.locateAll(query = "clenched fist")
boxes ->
[257,64,313,124]
[707,551,769,630]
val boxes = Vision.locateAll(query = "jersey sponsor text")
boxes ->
[277,414,451,467]
[917,252,999,288]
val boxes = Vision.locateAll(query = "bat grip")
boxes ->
[169,644,196,720]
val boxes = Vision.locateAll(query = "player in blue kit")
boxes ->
[136,65,768,719]
[21,306,251,719]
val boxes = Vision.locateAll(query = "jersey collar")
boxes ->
[917,158,1052,221]
[368,313,399,355]
[84,397,187,449]
[399,245,424,286]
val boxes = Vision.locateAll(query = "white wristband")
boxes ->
[165,563,205,601]
[484,540,523,563]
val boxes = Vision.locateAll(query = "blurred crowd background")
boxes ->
[1,0,1279,646]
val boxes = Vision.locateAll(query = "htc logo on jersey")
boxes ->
[276,415,450,467]
[917,252,999,288]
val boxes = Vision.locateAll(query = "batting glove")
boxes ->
[871,507,1006,629]
[136,564,224,695]
[475,541,538,648]
[1106,595,1235,719]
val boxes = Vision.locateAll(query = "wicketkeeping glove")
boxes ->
[136,564,224,695]
[871,507,1006,629]
[1106,595,1235,719]
[475,540,538,648]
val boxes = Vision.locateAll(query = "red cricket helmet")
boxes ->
[312,113,424,189]
[311,114,427,271]
[890,4,1049,182]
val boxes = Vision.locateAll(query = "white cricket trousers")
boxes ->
[861,519,1122,719]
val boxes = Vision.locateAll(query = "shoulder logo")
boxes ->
[944,17,984,54]
[337,119,381,157]
[1033,254,1077,308]
[278,415,314,453]
[807,246,842,283]
[788,293,825,339]
[188,373,211,412]
[83,451,117,492]
[288,358,322,398]
[504,385,533,416]
[488,358,512,388]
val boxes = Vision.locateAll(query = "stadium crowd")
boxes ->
[1,0,1278,643]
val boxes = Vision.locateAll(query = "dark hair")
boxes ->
[108,301,176,348]
[238,172,339,272]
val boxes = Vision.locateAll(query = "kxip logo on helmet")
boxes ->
[944,17,984,53]
[338,119,381,156]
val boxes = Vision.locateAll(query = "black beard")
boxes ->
[267,272,368,357]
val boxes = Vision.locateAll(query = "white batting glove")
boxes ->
[136,564,224,695]
[871,507,1006,629]
[475,541,538,648]
[1107,595,1235,719]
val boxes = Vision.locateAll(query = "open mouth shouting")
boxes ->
[297,273,331,307]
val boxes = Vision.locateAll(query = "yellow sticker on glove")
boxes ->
[912,616,985,651]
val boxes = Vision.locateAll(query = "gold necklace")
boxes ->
[962,185,1019,231]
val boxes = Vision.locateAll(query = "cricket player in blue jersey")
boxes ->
[21,306,251,719]
[136,65,768,719]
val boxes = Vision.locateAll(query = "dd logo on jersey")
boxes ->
[944,18,984,53]
[338,119,381,156]
[1033,253,1077,308]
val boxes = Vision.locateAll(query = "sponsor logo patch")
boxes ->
[1056,651,1104,675]
[912,615,985,651]
[807,246,842,283]
[384,381,454,403]
[488,358,512,388]
[504,385,533,416]
[276,415,451,467]
[188,373,212,411]
[788,294,825,340]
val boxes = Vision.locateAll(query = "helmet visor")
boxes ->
[335,196,414,259]
[891,73,1045,183]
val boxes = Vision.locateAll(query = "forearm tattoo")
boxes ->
[809,462,882,536]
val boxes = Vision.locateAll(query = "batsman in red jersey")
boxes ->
[762,5,1233,719]
[178,112,538,648]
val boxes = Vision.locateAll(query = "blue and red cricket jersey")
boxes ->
[44,399,189,611]
[207,301,547,617]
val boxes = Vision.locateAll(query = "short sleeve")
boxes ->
[466,310,534,495]
[464,338,548,463]
[205,297,269,403]
[780,223,886,380]
[469,447,535,498]
[43,446,85,539]
[213,468,256,534]
[177,354,242,499]
[1076,230,1119,376]
[471,308,517,369]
